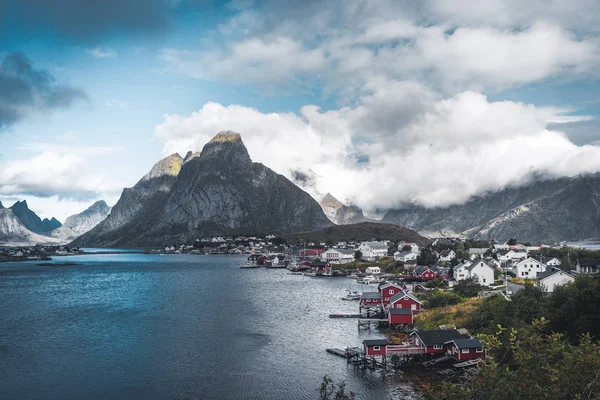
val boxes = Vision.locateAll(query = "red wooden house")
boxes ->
[363,339,388,357]
[413,266,437,281]
[298,248,325,257]
[410,329,463,356]
[388,308,413,325]
[378,283,404,305]
[445,339,486,361]
[360,292,383,308]
[389,290,423,312]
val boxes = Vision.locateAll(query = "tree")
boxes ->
[422,319,600,400]
[402,245,412,252]
[417,247,438,265]
[319,375,356,400]
[507,238,517,245]
[354,250,362,261]
[453,277,482,298]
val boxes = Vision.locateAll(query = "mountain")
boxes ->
[73,131,333,247]
[319,193,373,225]
[63,200,111,236]
[382,174,600,243]
[0,208,60,246]
[289,222,431,246]
[9,200,62,233]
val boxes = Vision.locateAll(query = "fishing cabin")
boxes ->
[445,339,486,361]
[378,283,404,305]
[363,339,388,356]
[389,290,422,312]
[410,329,463,356]
[388,308,413,325]
[360,292,383,308]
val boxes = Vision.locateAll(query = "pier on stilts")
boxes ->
[325,345,428,370]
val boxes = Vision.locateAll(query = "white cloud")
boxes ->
[0,151,120,200]
[16,143,124,157]
[159,2,600,93]
[154,93,600,212]
[87,48,118,58]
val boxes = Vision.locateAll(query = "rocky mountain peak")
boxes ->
[199,131,251,166]
[88,200,110,212]
[321,193,344,209]
[142,153,183,182]
[0,201,4,209]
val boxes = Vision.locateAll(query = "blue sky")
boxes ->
[1,0,600,220]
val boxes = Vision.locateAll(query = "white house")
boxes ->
[323,248,355,264]
[393,251,418,263]
[469,248,488,259]
[398,242,419,253]
[498,250,528,263]
[365,266,381,275]
[515,257,546,279]
[537,268,575,293]
[359,241,388,261]
[454,260,494,286]
[438,249,456,262]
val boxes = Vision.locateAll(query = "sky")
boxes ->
[2,0,600,221]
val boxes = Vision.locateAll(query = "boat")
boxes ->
[240,262,261,268]
[302,272,316,277]
[341,290,361,300]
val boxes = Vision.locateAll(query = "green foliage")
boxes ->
[402,245,412,252]
[507,238,517,245]
[354,250,362,261]
[417,247,438,265]
[424,277,448,289]
[426,291,463,308]
[319,375,356,400]
[422,319,600,400]
[453,277,482,298]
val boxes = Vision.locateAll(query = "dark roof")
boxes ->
[364,339,388,346]
[361,292,382,300]
[440,249,453,256]
[447,338,485,349]
[414,266,429,275]
[537,267,573,281]
[389,308,412,315]
[578,259,600,267]
[412,329,463,345]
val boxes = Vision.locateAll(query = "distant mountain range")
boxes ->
[0,200,111,246]
[72,132,334,247]
[382,174,600,243]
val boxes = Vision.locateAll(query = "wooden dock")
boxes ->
[329,313,362,318]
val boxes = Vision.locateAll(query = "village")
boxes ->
[229,235,598,375]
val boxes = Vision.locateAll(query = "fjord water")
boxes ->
[0,253,414,399]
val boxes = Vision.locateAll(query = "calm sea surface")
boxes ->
[0,253,418,400]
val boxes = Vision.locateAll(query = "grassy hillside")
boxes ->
[414,297,484,330]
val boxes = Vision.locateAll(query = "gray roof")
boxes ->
[411,329,463,345]
[447,338,485,349]
[395,251,412,257]
[361,292,382,300]
[362,241,388,249]
[468,260,491,272]
[390,290,422,305]
[364,339,388,346]
[389,308,412,315]
[327,248,355,255]
[578,259,600,267]
[537,267,573,281]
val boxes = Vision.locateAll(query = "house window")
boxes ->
[483,278,486,283]
[373,346,380,351]
[476,348,484,353]
[462,349,470,353]
[411,304,417,310]
[433,344,443,350]
[389,289,394,295]
[397,304,402,308]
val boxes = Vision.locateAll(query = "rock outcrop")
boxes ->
[0,208,60,246]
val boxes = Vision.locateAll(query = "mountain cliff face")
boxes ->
[0,208,60,246]
[72,132,333,247]
[382,174,600,242]
[63,200,112,236]
[9,201,62,233]
[319,193,372,225]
